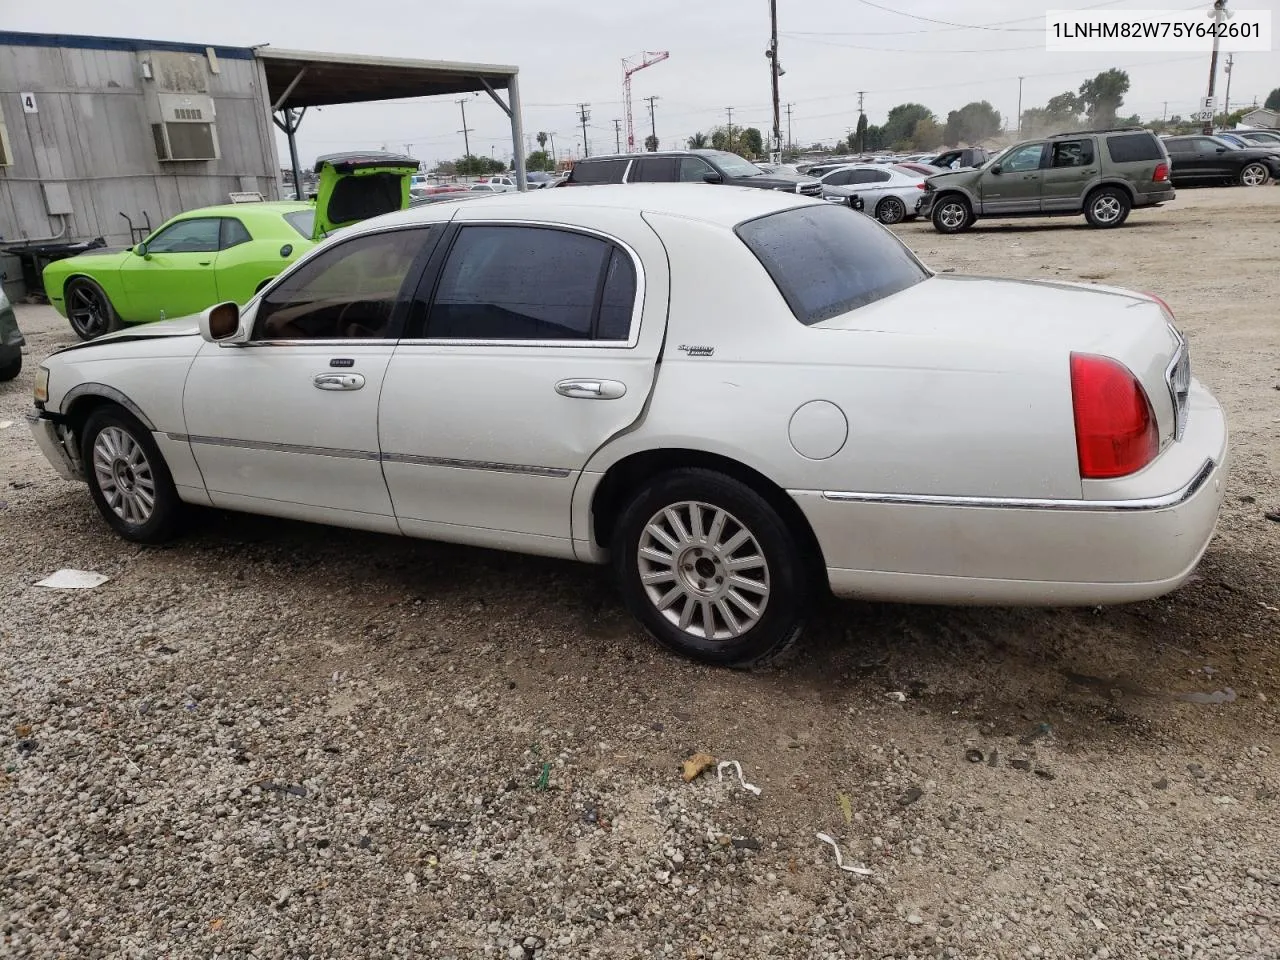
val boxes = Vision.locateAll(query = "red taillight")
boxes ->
[916,182,926,189]
[1070,353,1159,479]
[1153,162,1169,182]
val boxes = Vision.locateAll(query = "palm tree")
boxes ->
[537,131,548,151]
[687,131,709,149]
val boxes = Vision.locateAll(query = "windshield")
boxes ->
[709,152,766,178]
[737,204,929,325]
[282,209,315,239]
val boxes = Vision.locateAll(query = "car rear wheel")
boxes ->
[80,406,183,543]
[612,469,810,668]
[65,277,121,341]
[931,196,973,234]
[875,196,907,225]
[1084,187,1131,228]
[1239,162,1269,187]
[0,354,20,382]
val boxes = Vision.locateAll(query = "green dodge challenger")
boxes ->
[44,152,418,340]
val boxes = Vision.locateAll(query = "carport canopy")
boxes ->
[254,46,526,191]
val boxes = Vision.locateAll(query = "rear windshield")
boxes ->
[737,204,928,325]
[283,209,314,239]
[1106,133,1163,163]
[570,159,629,184]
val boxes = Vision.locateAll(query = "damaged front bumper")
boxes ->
[26,409,83,482]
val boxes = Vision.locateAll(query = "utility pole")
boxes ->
[1202,0,1230,134]
[855,91,866,151]
[577,103,591,158]
[644,96,659,150]
[549,132,557,166]
[1163,101,1168,120]
[726,106,734,152]
[768,0,782,160]
[613,119,623,153]
[456,98,474,159]
[785,102,794,154]
[1223,53,1234,121]
[1016,77,1024,136]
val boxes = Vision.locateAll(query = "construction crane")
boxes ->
[623,51,670,153]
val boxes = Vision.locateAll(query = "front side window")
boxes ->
[1194,138,1225,155]
[425,226,635,341]
[220,218,252,249]
[738,204,928,326]
[822,170,853,186]
[848,169,889,184]
[678,158,715,182]
[254,228,436,340]
[1002,143,1045,173]
[1050,139,1095,168]
[146,218,221,254]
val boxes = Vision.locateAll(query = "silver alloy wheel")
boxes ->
[636,500,771,641]
[92,426,156,525]
[1241,163,1268,186]
[877,196,906,224]
[938,201,967,230]
[1091,194,1123,223]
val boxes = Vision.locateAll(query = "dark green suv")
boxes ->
[919,129,1174,233]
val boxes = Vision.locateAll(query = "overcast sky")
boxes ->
[9,0,1280,169]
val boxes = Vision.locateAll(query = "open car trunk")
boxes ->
[312,151,418,240]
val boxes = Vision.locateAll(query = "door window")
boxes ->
[1001,143,1045,172]
[822,170,854,186]
[424,226,636,341]
[631,157,679,182]
[848,169,891,184]
[678,158,716,182]
[254,227,436,341]
[146,218,221,254]
[1193,138,1223,156]
[220,218,253,249]
[570,159,630,184]
[1050,139,1095,168]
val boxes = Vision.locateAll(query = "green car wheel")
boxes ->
[65,277,120,341]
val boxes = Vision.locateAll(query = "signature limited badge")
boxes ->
[677,344,715,357]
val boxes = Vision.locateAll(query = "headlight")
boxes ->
[34,366,49,404]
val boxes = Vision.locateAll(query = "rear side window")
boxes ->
[570,159,629,184]
[737,205,928,325]
[1107,133,1163,163]
[631,157,678,182]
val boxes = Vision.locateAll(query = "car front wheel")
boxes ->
[612,469,811,667]
[80,406,183,543]
[931,196,973,234]
[65,277,121,341]
[1239,162,1269,187]
[1084,187,1131,228]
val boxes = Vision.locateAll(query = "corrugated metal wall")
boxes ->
[0,39,280,248]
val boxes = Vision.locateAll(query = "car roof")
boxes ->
[176,200,312,219]
[363,183,815,230]
[575,149,744,162]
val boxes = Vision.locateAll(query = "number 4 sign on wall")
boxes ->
[20,92,38,114]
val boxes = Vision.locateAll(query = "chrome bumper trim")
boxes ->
[821,459,1216,513]
[27,411,83,482]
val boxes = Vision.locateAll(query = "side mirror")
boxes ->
[703,172,724,184]
[989,164,1003,175]
[199,301,247,345]
[134,242,149,258]
[1216,146,1227,153]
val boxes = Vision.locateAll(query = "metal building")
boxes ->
[0,30,525,299]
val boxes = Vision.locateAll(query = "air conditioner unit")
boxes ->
[0,101,12,166]
[149,93,219,161]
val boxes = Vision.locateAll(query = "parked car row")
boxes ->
[817,164,931,224]
[25,184,1227,668]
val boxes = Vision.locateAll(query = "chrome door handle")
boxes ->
[555,378,627,400]
[313,373,365,391]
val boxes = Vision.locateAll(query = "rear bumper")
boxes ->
[791,382,1228,606]
[1134,187,1176,207]
[27,410,83,481]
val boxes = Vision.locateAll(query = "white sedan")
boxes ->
[819,163,930,224]
[28,186,1227,667]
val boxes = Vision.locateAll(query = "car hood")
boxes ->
[48,247,136,269]
[924,169,979,187]
[51,315,201,356]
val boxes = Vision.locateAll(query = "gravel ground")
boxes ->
[2,186,1278,960]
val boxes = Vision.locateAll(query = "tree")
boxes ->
[536,131,548,151]
[1265,88,1280,111]
[911,117,945,150]
[431,160,458,176]
[943,101,1002,145]
[710,125,755,157]
[740,127,765,157]
[454,155,506,176]
[881,103,935,150]
[854,113,868,152]
[1078,68,1130,128]
[644,134,659,152]
[526,150,554,172]
[687,131,709,149]
[1020,92,1083,137]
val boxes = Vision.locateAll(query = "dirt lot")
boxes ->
[2,187,1278,960]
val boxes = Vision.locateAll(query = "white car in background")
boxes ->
[28,186,1226,667]
[819,163,930,224]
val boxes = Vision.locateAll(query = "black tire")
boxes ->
[80,405,183,543]
[65,277,121,341]
[1084,187,1131,228]
[931,195,974,234]
[875,196,907,225]
[0,354,20,382]
[1239,162,1270,187]
[611,468,811,668]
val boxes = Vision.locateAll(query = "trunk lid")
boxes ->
[311,151,419,240]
